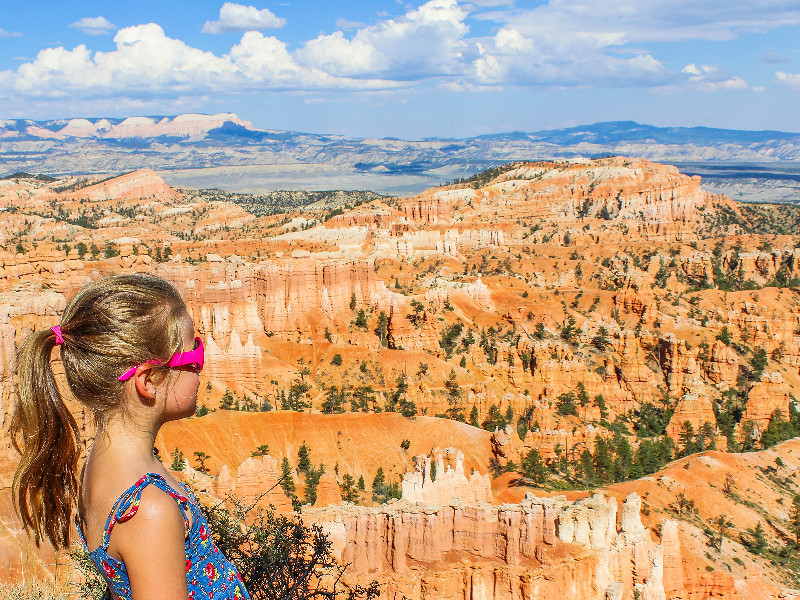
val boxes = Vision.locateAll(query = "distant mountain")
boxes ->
[2,114,800,197]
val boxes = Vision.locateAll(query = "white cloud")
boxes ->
[776,70,800,89]
[482,0,800,45]
[203,3,286,33]
[466,25,668,88]
[296,0,469,78]
[69,16,116,36]
[0,27,22,38]
[0,0,769,102]
[335,18,366,31]
[680,63,749,92]
[0,23,397,102]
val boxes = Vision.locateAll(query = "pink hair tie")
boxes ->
[51,326,65,346]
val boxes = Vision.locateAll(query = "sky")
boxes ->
[1,0,800,138]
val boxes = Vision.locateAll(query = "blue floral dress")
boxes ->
[76,472,250,600]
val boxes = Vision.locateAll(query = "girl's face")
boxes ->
[161,313,201,421]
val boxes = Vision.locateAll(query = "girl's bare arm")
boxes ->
[114,486,190,600]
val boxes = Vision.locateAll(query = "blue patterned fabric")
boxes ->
[76,473,250,600]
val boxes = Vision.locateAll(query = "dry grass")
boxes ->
[0,579,69,600]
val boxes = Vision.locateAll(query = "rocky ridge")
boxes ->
[1,159,800,596]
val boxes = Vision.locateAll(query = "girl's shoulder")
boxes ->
[80,471,193,555]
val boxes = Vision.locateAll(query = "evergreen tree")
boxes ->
[612,434,633,482]
[340,474,359,503]
[322,386,346,414]
[591,326,610,351]
[374,311,389,347]
[251,444,270,457]
[698,422,717,451]
[399,398,417,418]
[445,369,465,421]
[304,464,325,505]
[556,391,578,416]
[280,457,296,495]
[469,405,480,428]
[220,388,237,410]
[579,449,594,486]
[741,521,767,555]
[372,467,389,503]
[170,448,185,471]
[678,421,697,457]
[710,515,732,551]
[194,451,211,474]
[482,404,507,431]
[750,348,769,379]
[576,382,590,407]
[593,437,614,484]
[354,309,368,330]
[594,394,609,422]
[520,449,548,485]
[297,442,311,472]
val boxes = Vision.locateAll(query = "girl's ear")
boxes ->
[132,364,157,404]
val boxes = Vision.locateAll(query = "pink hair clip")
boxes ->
[51,326,65,346]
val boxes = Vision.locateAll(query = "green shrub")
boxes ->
[202,497,379,600]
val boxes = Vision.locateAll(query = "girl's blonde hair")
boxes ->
[11,273,188,549]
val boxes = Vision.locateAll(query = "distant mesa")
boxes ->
[16,113,257,140]
[61,169,180,202]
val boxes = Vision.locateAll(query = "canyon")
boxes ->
[1,157,799,598]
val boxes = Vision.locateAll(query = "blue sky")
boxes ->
[1,0,799,138]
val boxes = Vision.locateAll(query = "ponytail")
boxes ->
[11,327,79,549]
[11,274,187,549]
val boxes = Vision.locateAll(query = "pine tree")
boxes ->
[297,442,311,472]
[579,449,594,486]
[194,451,211,474]
[251,444,270,457]
[374,311,388,347]
[280,457,296,495]
[372,467,387,503]
[220,388,237,410]
[521,449,548,484]
[304,464,325,505]
[576,382,590,407]
[170,448,185,471]
[482,404,506,431]
[678,421,696,456]
[469,405,480,428]
[593,438,614,484]
[340,474,359,503]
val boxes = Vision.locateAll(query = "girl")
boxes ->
[11,274,249,600]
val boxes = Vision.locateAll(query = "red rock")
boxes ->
[314,472,343,507]
[63,169,180,202]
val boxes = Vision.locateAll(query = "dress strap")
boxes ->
[100,473,191,550]
[74,514,90,551]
